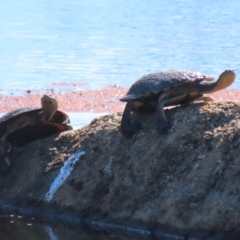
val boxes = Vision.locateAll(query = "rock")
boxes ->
[1,101,240,239]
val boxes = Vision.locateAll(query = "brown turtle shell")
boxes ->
[0,107,71,147]
[120,70,214,102]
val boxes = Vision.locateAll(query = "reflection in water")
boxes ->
[0,214,154,240]
[0,215,47,240]
[45,226,59,240]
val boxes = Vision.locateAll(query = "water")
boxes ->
[67,112,106,129]
[1,0,240,94]
[0,214,152,240]
[1,0,240,239]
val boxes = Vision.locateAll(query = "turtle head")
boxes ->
[41,95,58,123]
[216,70,235,91]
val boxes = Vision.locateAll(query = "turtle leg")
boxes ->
[62,124,73,131]
[50,123,73,132]
[156,96,171,134]
[202,94,214,102]
[121,103,142,138]
[156,89,174,134]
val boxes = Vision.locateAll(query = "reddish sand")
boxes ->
[0,86,239,113]
[0,86,128,113]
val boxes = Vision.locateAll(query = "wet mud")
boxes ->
[0,85,239,113]
[0,85,127,113]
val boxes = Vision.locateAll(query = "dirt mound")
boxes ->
[1,101,240,238]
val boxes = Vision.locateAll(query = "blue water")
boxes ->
[1,0,240,239]
[1,0,240,94]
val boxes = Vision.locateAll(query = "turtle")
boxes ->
[120,69,235,138]
[0,94,73,174]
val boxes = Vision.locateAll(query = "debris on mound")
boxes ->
[1,101,240,239]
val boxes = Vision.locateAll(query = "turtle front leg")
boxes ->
[156,97,170,134]
[121,103,142,138]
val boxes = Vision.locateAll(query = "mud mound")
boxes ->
[1,101,240,238]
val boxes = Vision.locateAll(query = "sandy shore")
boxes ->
[0,86,239,113]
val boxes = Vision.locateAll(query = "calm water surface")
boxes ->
[1,0,240,239]
[1,0,240,93]
[0,213,152,240]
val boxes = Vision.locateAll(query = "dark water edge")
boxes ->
[0,199,239,240]
[0,199,173,240]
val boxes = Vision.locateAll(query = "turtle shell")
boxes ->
[0,107,71,146]
[120,70,214,102]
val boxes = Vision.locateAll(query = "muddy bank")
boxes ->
[0,85,239,113]
[1,101,240,239]
[0,85,127,113]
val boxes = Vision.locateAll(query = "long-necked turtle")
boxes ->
[0,95,73,173]
[120,69,235,138]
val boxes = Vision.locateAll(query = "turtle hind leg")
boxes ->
[121,103,142,138]
[202,94,214,102]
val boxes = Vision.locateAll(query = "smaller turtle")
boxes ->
[0,95,73,173]
[120,69,235,138]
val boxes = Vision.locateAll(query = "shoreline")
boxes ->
[0,86,239,113]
